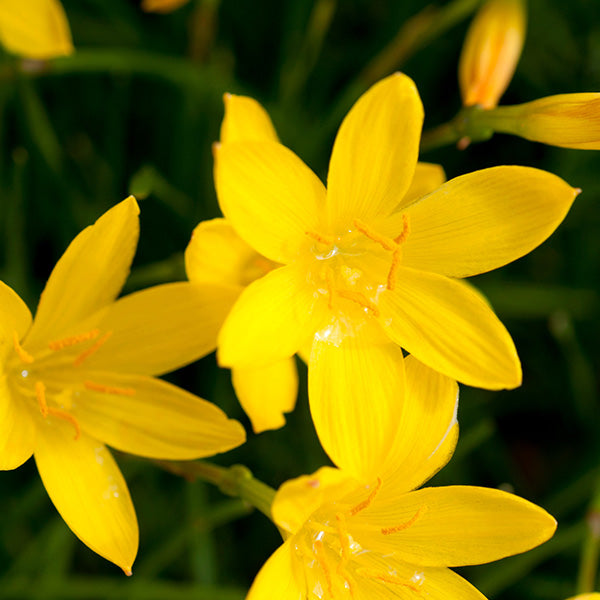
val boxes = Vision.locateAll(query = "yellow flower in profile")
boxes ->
[141,0,191,14]
[459,0,526,109]
[247,358,557,600]
[186,93,445,433]
[214,73,577,479]
[0,197,245,574]
[0,0,73,59]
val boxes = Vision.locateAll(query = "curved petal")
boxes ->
[0,0,73,59]
[396,166,578,277]
[78,282,239,377]
[379,355,458,492]
[247,541,303,600]
[232,358,298,434]
[214,141,324,264]
[379,268,521,389]
[0,381,36,470]
[326,73,423,228]
[273,467,357,535]
[34,424,138,574]
[351,485,556,567]
[218,264,327,368]
[221,94,279,143]
[70,372,245,459]
[25,197,139,350]
[0,281,32,361]
[397,162,446,209]
[309,320,406,482]
[185,218,277,288]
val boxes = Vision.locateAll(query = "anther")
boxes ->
[349,478,382,516]
[313,540,334,599]
[84,380,136,396]
[394,214,410,245]
[387,215,410,290]
[305,231,335,245]
[356,568,420,591]
[381,505,427,535]
[335,513,351,563]
[73,331,113,367]
[353,219,397,251]
[35,381,48,417]
[13,332,34,364]
[336,290,380,317]
[46,407,81,440]
[325,269,335,310]
[48,329,100,351]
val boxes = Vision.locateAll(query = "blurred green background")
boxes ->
[1,0,599,598]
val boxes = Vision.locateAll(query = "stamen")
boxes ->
[73,331,113,367]
[35,381,48,417]
[336,290,380,317]
[349,478,382,516]
[48,329,100,351]
[46,407,81,440]
[394,214,410,245]
[353,219,397,252]
[306,231,335,245]
[84,380,136,396]
[335,513,351,563]
[13,332,34,364]
[313,540,334,599]
[381,505,427,535]
[325,269,335,310]
[387,215,410,291]
[356,568,420,591]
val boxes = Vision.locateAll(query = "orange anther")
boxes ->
[355,568,420,591]
[13,332,34,364]
[353,219,397,251]
[84,380,136,396]
[335,512,351,562]
[350,478,382,516]
[46,407,81,440]
[35,381,48,417]
[387,248,402,291]
[381,505,427,535]
[336,290,380,317]
[48,329,100,351]
[73,331,113,367]
[313,540,334,599]
[394,214,410,245]
[305,231,335,245]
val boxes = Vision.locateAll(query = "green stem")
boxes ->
[576,475,600,593]
[155,460,276,520]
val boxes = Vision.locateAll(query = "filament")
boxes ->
[381,505,427,535]
[350,478,382,516]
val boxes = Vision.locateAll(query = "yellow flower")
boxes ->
[247,357,557,600]
[459,0,526,109]
[0,197,245,573]
[482,93,600,149]
[141,0,191,14]
[0,0,73,59]
[186,93,445,434]
[214,73,577,479]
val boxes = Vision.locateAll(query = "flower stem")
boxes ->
[155,460,276,520]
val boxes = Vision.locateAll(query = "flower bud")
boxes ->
[459,0,526,109]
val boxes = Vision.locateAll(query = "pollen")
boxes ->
[48,329,100,351]
[381,504,427,535]
[13,332,34,364]
[35,381,49,417]
[84,380,136,396]
[353,219,397,251]
[73,331,113,367]
[356,568,420,592]
[349,478,382,516]
[46,407,81,440]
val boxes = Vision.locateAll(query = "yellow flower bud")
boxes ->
[141,0,190,13]
[459,0,526,109]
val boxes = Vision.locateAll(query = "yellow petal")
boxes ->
[79,282,239,377]
[221,94,279,143]
[459,0,526,109]
[185,218,277,288]
[379,355,458,492]
[0,281,32,360]
[326,73,423,228]
[218,264,326,368]
[34,424,138,573]
[0,0,74,59]
[214,141,324,264]
[566,595,600,600]
[70,372,245,459]
[232,358,298,434]
[247,541,303,600]
[397,162,446,209]
[395,166,578,277]
[352,485,556,567]
[0,378,36,470]
[25,197,139,351]
[272,467,357,535]
[141,0,190,13]
[308,320,406,481]
[379,268,521,389]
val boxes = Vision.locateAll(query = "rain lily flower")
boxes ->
[459,0,526,109]
[214,73,577,479]
[247,357,557,600]
[0,197,245,573]
[0,0,73,59]
[186,92,445,433]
